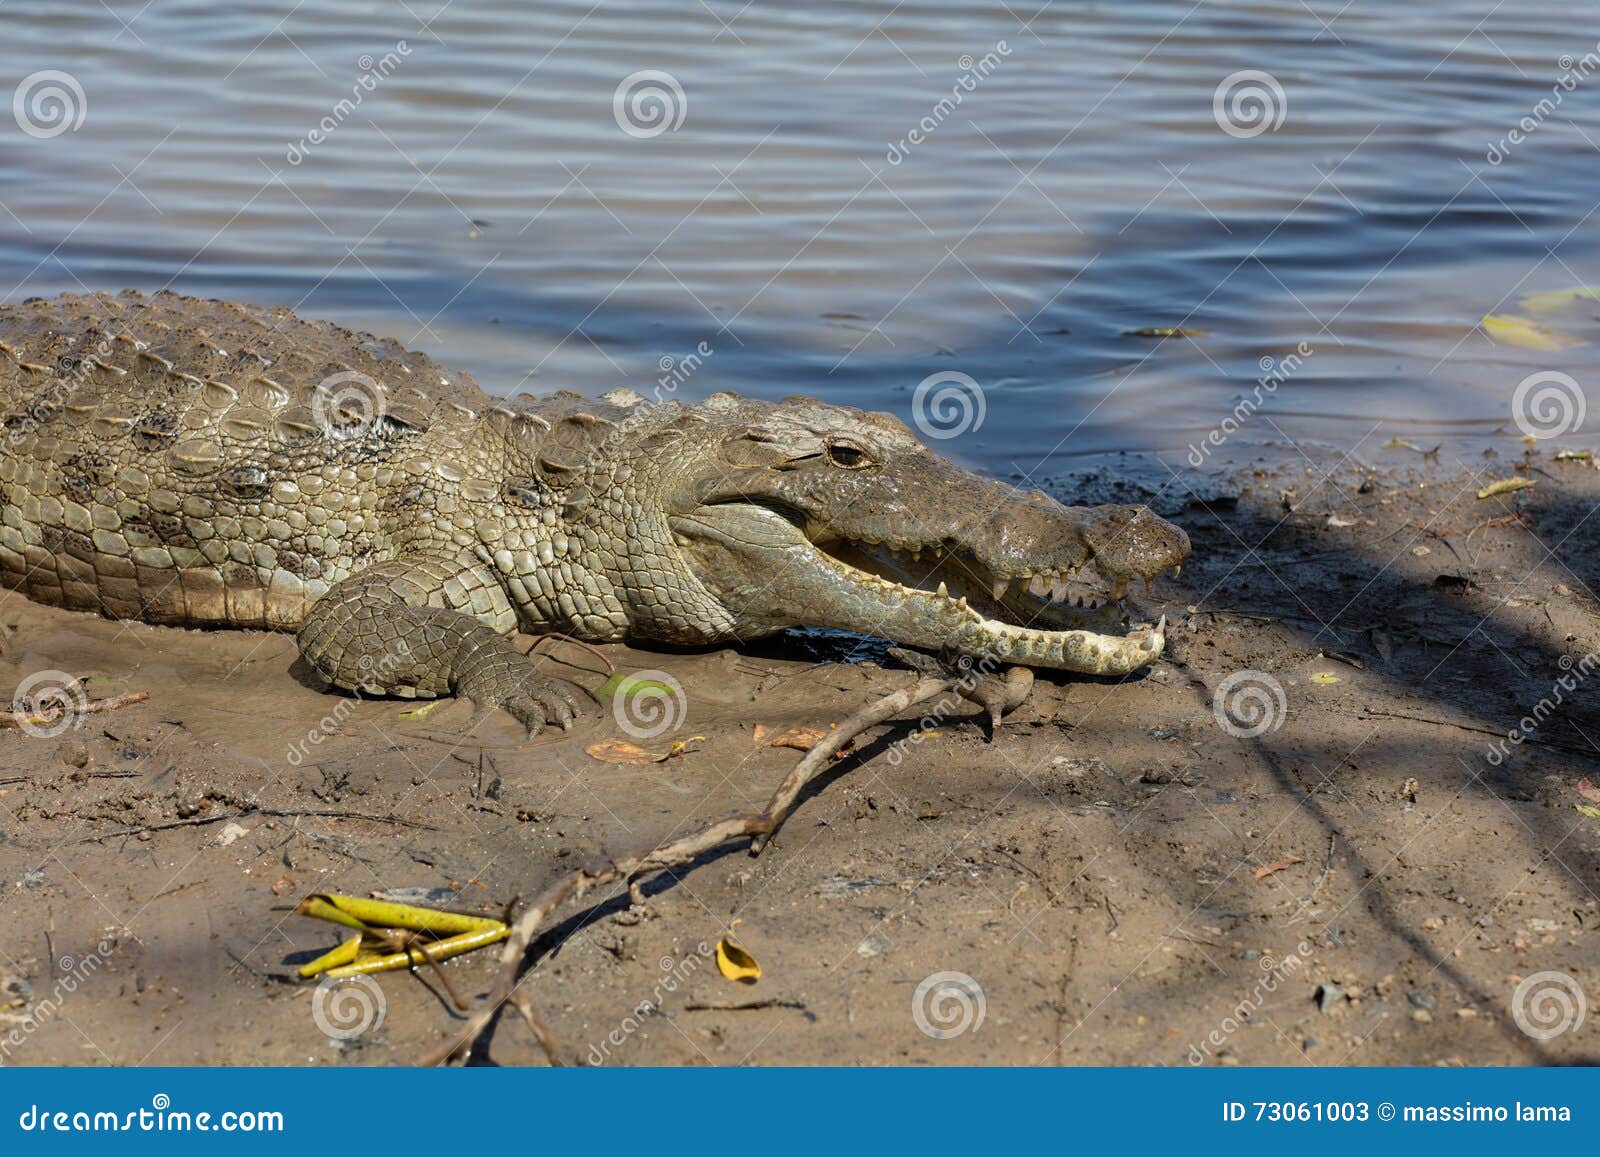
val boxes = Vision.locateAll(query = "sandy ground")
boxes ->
[2,441,1598,1067]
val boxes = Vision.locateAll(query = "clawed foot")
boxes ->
[461,670,592,738]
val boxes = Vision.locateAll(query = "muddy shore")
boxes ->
[2,443,1597,1066]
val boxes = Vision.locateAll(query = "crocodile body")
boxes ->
[0,291,1190,733]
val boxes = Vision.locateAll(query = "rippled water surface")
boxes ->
[2,1,1598,477]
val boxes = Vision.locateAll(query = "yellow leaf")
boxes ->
[398,700,444,719]
[1476,477,1535,499]
[1518,285,1600,315]
[1575,805,1600,819]
[1309,672,1341,685]
[715,929,761,985]
[1481,313,1579,351]
[584,736,703,765]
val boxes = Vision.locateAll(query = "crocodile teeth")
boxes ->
[992,577,1010,601]
[1049,575,1069,602]
[936,581,948,598]
[1027,574,1048,598]
[1171,564,1182,579]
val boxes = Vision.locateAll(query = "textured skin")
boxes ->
[0,291,1190,733]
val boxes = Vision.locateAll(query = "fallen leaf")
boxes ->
[398,700,444,719]
[1481,313,1579,351]
[1575,805,1600,820]
[597,671,680,701]
[1325,514,1357,528]
[1577,778,1600,804]
[765,725,827,751]
[218,822,249,847]
[716,924,761,985]
[1310,671,1342,684]
[1254,856,1303,882]
[271,875,296,897]
[1476,477,1535,499]
[752,723,773,746]
[1518,284,1600,316]
[584,736,703,765]
[1554,449,1593,462]
[1125,326,1205,338]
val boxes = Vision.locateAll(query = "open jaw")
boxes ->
[674,502,1188,676]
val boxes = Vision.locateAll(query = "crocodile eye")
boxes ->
[825,439,874,469]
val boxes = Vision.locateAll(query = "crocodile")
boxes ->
[0,291,1190,734]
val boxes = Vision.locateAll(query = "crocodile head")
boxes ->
[649,394,1189,675]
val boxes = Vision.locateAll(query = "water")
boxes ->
[2,0,1597,481]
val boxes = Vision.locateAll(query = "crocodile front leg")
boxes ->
[296,558,587,735]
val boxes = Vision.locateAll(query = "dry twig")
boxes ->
[423,667,1008,1066]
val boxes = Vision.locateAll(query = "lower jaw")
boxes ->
[783,559,1165,676]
